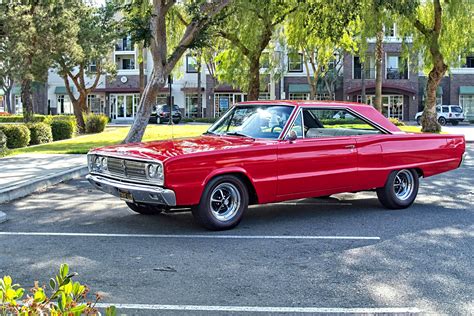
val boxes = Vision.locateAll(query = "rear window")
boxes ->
[451,106,463,113]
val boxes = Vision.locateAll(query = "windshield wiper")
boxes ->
[225,131,254,139]
[203,131,218,135]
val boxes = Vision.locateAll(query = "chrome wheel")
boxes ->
[393,169,414,201]
[210,183,241,221]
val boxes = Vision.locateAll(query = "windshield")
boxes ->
[451,106,463,113]
[207,105,294,139]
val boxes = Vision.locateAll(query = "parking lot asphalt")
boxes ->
[0,146,473,315]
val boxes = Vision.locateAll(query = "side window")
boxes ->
[303,108,382,138]
[436,107,441,113]
[289,111,304,138]
[442,106,449,113]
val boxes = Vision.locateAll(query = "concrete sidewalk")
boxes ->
[0,154,88,205]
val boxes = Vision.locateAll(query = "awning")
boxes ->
[288,84,310,93]
[54,86,69,94]
[459,86,474,94]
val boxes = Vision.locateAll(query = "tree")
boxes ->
[215,0,298,101]
[53,1,118,133]
[286,0,359,100]
[1,2,72,121]
[386,0,474,132]
[358,0,393,112]
[123,0,231,143]
[0,15,18,113]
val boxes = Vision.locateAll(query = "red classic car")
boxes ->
[87,101,466,230]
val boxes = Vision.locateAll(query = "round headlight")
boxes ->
[147,164,158,178]
[101,157,107,170]
[156,164,163,178]
[94,156,102,170]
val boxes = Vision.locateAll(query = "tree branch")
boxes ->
[433,0,442,33]
[218,30,250,56]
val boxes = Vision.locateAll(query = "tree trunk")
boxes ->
[72,95,88,133]
[309,82,317,100]
[247,57,260,101]
[123,72,166,143]
[361,62,366,104]
[139,45,145,97]
[4,87,12,113]
[423,59,446,133]
[374,29,384,112]
[21,79,34,122]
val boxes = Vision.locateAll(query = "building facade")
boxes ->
[4,33,474,122]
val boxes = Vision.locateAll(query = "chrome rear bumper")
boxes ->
[86,174,176,206]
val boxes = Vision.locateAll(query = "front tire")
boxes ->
[376,169,419,209]
[192,175,248,230]
[126,202,164,215]
[156,117,161,124]
[416,116,421,126]
[438,117,447,126]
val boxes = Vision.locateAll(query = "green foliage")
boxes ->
[84,113,109,134]
[182,117,218,123]
[0,114,76,124]
[386,0,474,73]
[27,122,53,145]
[0,124,31,149]
[0,264,116,315]
[0,130,7,157]
[51,120,76,141]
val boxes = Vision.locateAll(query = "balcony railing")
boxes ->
[386,67,408,79]
[115,40,134,51]
[353,67,376,79]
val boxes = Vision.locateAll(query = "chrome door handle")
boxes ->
[345,145,355,149]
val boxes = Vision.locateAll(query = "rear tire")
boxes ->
[451,121,459,126]
[126,202,164,215]
[192,175,248,230]
[156,117,161,124]
[376,169,419,209]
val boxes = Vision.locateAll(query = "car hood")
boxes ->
[92,135,269,162]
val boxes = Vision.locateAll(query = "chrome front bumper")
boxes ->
[86,174,176,206]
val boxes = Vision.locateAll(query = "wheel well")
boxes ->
[413,168,423,178]
[209,172,259,205]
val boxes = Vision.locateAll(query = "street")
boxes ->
[0,146,473,315]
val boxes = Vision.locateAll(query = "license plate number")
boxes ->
[119,190,133,202]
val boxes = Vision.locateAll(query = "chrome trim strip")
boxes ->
[86,174,176,206]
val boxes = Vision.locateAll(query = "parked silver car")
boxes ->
[415,105,464,126]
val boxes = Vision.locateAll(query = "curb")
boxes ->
[0,211,6,223]
[0,165,88,204]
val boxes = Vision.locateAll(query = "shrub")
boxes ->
[51,120,76,141]
[0,114,76,124]
[27,122,53,145]
[0,264,116,315]
[0,130,7,156]
[0,112,10,116]
[389,117,406,126]
[0,124,30,148]
[84,113,108,134]
[182,117,217,123]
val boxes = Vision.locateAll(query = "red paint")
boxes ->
[91,101,466,206]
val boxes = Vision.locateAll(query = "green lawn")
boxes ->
[8,124,210,155]
[6,124,423,156]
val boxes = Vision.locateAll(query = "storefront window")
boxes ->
[185,94,199,118]
[357,94,403,120]
[289,93,309,100]
[460,94,474,120]
[213,93,247,118]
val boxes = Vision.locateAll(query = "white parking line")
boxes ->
[0,232,380,240]
[94,303,420,314]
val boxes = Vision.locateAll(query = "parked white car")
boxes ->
[415,105,464,126]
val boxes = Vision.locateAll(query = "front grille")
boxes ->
[107,157,148,182]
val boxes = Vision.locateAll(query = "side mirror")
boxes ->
[287,130,297,142]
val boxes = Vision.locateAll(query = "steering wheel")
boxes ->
[271,125,283,133]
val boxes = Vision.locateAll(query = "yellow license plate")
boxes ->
[118,190,133,202]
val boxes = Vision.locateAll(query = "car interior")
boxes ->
[291,108,382,138]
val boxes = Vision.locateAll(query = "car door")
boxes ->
[276,108,358,200]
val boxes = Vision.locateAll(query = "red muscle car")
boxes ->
[87,101,466,230]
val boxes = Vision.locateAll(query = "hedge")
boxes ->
[0,130,7,156]
[51,120,76,141]
[84,113,108,134]
[27,122,53,145]
[182,117,217,123]
[0,124,31,148]
[0,114,75,124]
